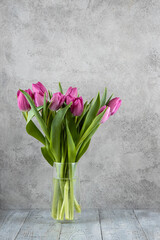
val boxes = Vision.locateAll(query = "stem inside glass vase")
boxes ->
[51,162,81,221]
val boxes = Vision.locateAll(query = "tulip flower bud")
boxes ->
[32,82,48,107]
[97,106,110,124]
[49,92,65,111]
[71,97,84,116]
[65,87,77,98]
[65,95,74,105]
[32,82,48,98]
[65,87,78,105]
[17,89,33,111]
[107,97,121,115]
[34,93,45,107]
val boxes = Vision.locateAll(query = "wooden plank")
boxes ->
[0,210,29,240]
[59,209,102,240]
[16,209,61,240]
[2,209,159,240]
[100,210,148,240]
[135,210,160,240]
[16,238,51,240]
[16,237,57,240]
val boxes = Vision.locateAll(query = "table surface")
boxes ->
[0,209,160,240]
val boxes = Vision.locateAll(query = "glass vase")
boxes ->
[51,163,81,222]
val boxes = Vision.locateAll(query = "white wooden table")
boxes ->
[0,209,160,240]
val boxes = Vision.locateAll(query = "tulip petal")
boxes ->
[17,89,33,111]
[34,93,44,107]
[66,95,75,105]
[97,105,110,123]
[71,97,84,116]
[108,97,121,115]
[49,92,65,111]
[65,87,78,98]
[32,82,48,99]
[100,107,110,123]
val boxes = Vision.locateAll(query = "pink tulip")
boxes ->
[65,87,78,105]
[97,106,110,124]
[65,87,77,98]
[17,89,33,111]
[49,92,65,111]
[66,95,75,105]
[32,82,48,98]
[33,93,45,107]
[107,97,121,115]
[71,97,84,116]
[32,82,48,107]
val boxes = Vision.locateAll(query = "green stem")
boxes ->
[74,197,81,213]
[51,179,59,219]
[47,111,52,126]
[64,181,69,220]
[59,156,65,198]
[59,199,65,220]
[75,116,78,123]
[69,166,74,220]
[57,196,63,220]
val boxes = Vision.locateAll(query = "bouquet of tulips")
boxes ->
[17,82,121,221]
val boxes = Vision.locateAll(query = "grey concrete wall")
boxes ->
[1,0,160,209]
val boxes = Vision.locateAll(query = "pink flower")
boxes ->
[32,82,48,98]
[65,87,78,105]
[17,89,33,111]
[107,97,121,115]
[65,87,77,98]
[97,106,110,124]
[71,97,84,116]
[32,82,48,107]
[49,92,65,111]
[33,93,45,107]
[65,95,74,105]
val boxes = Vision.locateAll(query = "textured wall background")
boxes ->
[1,0,160,209]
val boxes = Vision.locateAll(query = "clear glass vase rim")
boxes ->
[53,162,78,166]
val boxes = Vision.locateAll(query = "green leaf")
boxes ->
[66,120,76,163]
[26,120,45,145]
[76,101,88,127]
[20,90,50,141]
[77,108,107,149]
[76,100,94,131]
[106,94,113,106]
[61,131,67,163]
[47,110,54,132]
[100,87,107,107]
[41,147,54,166]
[42,93,47,123]
[76,124,99,161]
[59,82,63,94]
[48,90,53,100]
[66,111,78,144]
[27,106,43,124]
[80,93,100,136]
[22,112,27,121]
[50,103,71,162]
[76,140,91,162]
